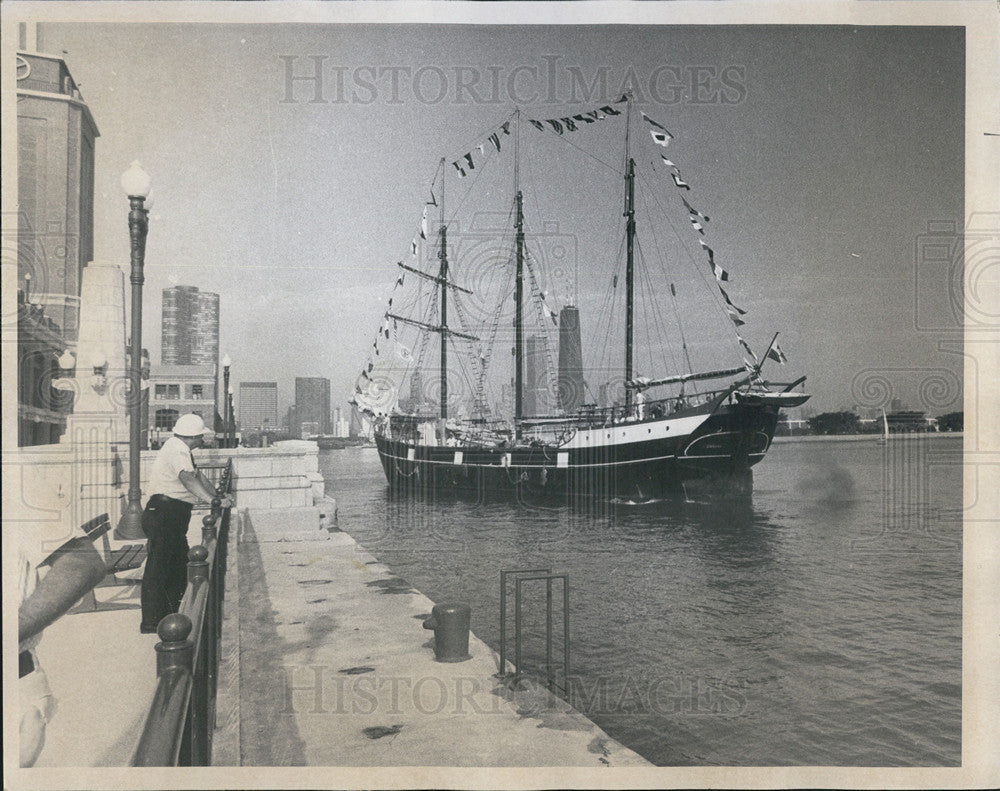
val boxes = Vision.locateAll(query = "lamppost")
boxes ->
[115,161,152,540]
[222,354,231,448]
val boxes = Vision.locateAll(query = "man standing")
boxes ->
[140,413,234,633]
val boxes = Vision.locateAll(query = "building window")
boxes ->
[190,384,203,399]
[155,408,179,430]
[155,384,167,399]
[167,384,180,399]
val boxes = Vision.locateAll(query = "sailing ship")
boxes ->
[353,95,810,501]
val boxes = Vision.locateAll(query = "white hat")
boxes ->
[173,413,206,437]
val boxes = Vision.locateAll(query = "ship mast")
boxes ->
[514,110,524,438]
[438,157,448,441]
[624,95,636,411]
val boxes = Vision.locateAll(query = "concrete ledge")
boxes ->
[239,506,328,540]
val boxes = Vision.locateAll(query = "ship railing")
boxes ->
[522,384,742,435]
[130,458,233,766]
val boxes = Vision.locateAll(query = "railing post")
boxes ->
[186,545,210,765]
[202,513,217,546]
[155,613,194,677]
[187,545,210,586]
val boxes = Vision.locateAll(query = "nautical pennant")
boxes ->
[682,197,709,222]
[547,119,564,134]
[737,334,758,361]
[420,207,428,240]
[573,113,595,124]
[711,262,729,282]
[670,171,690,190]
[464,153,475,170]
[728,311,746,327]
[561,117,577,132]
[689,217,705,234]
[501,121,511,135]
[489,132,501,152]
[453,161,466,178]
[719,285,746,314]
[599,104,622,116]
[641,111,673,135]
[428,188,437,207]
[650,131,671,147]
[477,144,484,156]
[767,344,788,364]
[529,119,545,132]
[661,155,679,172]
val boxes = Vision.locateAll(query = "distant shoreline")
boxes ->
[772,432,963,444]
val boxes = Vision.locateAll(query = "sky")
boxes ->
[29,20,966,418]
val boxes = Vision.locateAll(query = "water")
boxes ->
[320,436,962,766]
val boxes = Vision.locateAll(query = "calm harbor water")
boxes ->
[319,436,962,766]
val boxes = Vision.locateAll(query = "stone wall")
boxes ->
[2,440,324,544]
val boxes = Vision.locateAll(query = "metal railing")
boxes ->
[131,458,233,766]
[499,568,570,699]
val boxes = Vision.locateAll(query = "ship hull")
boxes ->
[374,402,779,502]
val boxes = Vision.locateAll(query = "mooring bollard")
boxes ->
[423,603,472,662]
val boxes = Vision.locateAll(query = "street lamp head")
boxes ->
[90,349,108,373]
[58,350,76,370]
[228,385,234,395]
[222,354,232,368]
[121,160,152,199]
[142,188,155,212]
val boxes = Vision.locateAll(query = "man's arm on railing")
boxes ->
[19,539,106,645]
[179,470,234,509]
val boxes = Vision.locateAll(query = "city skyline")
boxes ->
[17,21,973,419]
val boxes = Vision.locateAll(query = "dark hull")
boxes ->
[375,402,779,502]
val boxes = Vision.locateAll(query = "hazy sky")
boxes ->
[34,21,965,417]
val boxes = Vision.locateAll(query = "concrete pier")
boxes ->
[219,508,649,767]
[27,506,648,769]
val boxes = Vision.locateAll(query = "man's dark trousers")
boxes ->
[140,494,193,631]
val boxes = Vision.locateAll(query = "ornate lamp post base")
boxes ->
[115,498,145,540]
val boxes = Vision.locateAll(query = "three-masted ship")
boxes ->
[353,95,809,501]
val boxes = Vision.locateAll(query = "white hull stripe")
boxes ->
[382,450,679,470]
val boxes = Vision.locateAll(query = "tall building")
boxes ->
[240,381,278,433]
[161,285,220,423]
[16,26,99,347]
[15,26,99,445]
[557,305,584,412]
[524,335,550,417]
[161,286,219,366]
[295,377,331,437]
